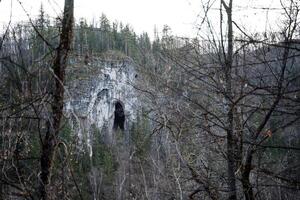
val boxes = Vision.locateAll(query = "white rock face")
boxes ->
[65,58,139,149]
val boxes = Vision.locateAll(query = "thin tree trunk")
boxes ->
[241,149,254,200]
[39,0,74,199]
[241,3,298,196]
[221,0,237,199]
[241,36,292,200]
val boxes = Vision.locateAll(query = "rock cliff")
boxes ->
[64,56,139,152]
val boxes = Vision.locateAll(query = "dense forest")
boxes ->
[0,0,300,200]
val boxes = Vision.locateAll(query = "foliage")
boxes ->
[90,124,118,182]
[130,112,152,159]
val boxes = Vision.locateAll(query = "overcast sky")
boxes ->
[0,0,285,38]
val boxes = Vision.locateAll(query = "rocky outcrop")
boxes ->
[65,56,139,150]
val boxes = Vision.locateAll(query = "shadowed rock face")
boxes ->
[113,102,125,130]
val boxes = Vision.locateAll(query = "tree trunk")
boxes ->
[241,150,254,200]
[39,0,74,199]
[240,3,297,196]
[241,32,293,200]
[221,0,237,199]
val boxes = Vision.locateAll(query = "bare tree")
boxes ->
[39,0,74,199]
[135,0,300,199]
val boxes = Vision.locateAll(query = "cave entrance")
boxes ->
[113,101,125,130]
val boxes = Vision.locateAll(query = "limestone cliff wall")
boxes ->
[64,57,139,149]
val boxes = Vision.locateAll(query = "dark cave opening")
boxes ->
[113,101,125,130]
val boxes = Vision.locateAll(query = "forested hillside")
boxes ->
[0,0,300,200]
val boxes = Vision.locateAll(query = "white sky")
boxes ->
[0,0,285,38]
